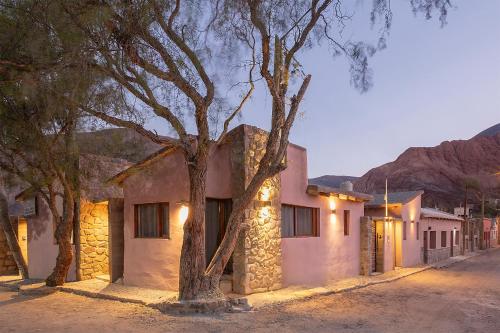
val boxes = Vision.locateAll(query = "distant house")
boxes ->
[454,205,474,218]
[363,191,463,270]
[14,154,129,281]
[109,124,373,294]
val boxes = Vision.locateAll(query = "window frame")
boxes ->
[281,204,320,238]
[343,210,350,236]
[134,202,170,239]
[441,231,447,248]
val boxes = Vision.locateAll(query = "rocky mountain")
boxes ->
[308,175,359,188]
[354,124,500,209]
[474,123,500,138]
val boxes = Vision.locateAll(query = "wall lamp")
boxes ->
[257,186,271,207]
[411,220,415,224]
[329,195,336,214]
[428,226,432,230]
[177,201,189,224]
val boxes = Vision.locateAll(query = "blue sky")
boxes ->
[148,1,500,178]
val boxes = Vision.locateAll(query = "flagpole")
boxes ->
[385,178,388,218]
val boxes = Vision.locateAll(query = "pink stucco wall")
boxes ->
[122,144,232,291]
[400,196,422,267]
[280,144,366,286]
[420,218,462,250]
[27,195,77,280]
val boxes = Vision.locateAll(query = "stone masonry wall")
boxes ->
[231,125,282,295]
[79,201,109,280]
[360,216,373,275]
[0,224,17,275]
[427,247,453,264]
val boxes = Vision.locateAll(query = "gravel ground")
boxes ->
[1,249,499,333]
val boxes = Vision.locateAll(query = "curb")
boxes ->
[251,266,431,310]
[251,248,499,309]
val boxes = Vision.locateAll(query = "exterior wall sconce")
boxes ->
[428,226,432,230]
[177,201,189,225]
[329,195,336,214]
[257,186,271,207]
[411,220,415,224]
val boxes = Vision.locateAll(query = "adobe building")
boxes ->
[109,125,373,294]
[14,154,128,282]
[362,191,463,272]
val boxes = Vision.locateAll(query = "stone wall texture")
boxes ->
[427,247,454,264]
[231,126,282,294]
[0,224,17,275]
[79,201,109,280]
[359,217,373,275]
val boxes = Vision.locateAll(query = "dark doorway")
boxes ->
[109,198,124,282]
[205,198,232,274]
[423,231,428,264]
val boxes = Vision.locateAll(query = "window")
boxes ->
[343,210,350,236]
[403,221,407,241]
[455,231,459,245]
[281,204,319,238]
[416,222,420,240]
[441,231,447,247]
[429,231,436,249]
[134,203,169,238]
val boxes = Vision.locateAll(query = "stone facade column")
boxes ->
[360,216,373,276]
[79,201,109,280]
[231,125,282,295]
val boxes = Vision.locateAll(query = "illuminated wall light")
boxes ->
[259,186,270,201]
[257,186,271,207]
[329,195,336,214]
[177,201,189,225]
[261,206,270,218]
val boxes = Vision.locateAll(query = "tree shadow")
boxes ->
[0,285,55,307]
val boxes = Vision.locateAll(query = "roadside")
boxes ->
[1,247,500,332]
[0,248,495,311]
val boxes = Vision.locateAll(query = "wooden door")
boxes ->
[109,198,124,282]
[205,198,232,274]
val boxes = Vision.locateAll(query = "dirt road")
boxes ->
[1,249,499,333]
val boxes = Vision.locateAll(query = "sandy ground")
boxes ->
[1,249,499,333]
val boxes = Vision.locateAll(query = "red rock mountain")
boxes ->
[354,125,500,209]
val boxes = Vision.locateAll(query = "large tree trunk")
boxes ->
[178,159,209,301]
[0,184,29,279]
[46,191,75,286]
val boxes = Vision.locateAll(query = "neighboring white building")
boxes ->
[454,205,474,218]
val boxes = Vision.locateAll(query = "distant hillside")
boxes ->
[309,175,359,188]
[474,123,500,138]
[354,130,500,209]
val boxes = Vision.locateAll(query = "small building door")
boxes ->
[205,198,232,274]
[109,199,124,283]
[423,231,428,264]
